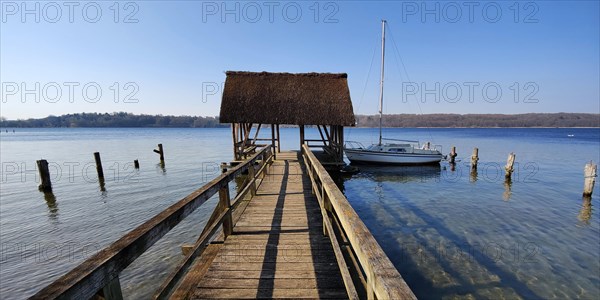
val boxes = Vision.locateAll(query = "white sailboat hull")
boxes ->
[345,148,444,165]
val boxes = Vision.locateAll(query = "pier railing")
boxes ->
[30,146,274,300]
[302,144,416,300]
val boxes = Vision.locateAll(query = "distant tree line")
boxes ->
[0,112,227,128]
[355,113,599,128]
[0,112,598,128]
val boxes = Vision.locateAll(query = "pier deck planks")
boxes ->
[188,151,348,299]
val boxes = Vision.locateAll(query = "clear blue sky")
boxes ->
[1,1,599,119]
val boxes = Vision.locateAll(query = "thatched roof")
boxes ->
[219,71,355,125]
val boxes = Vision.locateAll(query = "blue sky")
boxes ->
[1,0,599,119]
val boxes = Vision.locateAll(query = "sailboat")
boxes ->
[345,20,445,165]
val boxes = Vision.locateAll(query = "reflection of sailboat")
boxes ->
[344,20,444,165]
[354,165,441,183]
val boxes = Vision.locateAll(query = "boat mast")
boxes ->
[378,20,386,146]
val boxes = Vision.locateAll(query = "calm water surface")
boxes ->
[1,128,598,299]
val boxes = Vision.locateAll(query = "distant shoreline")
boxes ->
[1,112,598,128]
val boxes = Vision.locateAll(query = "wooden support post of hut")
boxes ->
[276,124,281,153]
[36,159,52,192]
[583,161,597,197]
[449,146,457,164]
[299,125,305,148]
[219,71,355,165]
[505,152,516,180]
[94,152,104,180]
[471,148,479,170]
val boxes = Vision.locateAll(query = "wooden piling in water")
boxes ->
[505,152,516,180]
[583,161,597,197]
[36,159,52,191]
[153,144,165,162]
[221,162,228,174]
[471,148,479,170]
[449,146,457,164]
[134,160,139,169]
[94,152,104,179]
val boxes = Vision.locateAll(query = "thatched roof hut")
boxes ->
[219,71,355,126]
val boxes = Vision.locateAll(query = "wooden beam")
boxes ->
[323,125,331,145]
[231,123,238,160]
[271,124,276,159]
[251,124,262,145]
[317,125,328,147]
[276,124,281,153]
[299,125,305,149]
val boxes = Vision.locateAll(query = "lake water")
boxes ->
[1,127,599,299]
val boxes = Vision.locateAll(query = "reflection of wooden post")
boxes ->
[449,146,457,164]
[94,152,104,179]
[505,153,516,180]
[153,144,164,162]
[583,162,597,197]
[134,159,139,169]
[578,197,592,224]
[36,159,52,191]
[503,180,512,201]
[470,148,479,170]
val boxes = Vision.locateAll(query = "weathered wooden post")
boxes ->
[153,144,165,162]
[248,164,257,196]
[299,125,305,148]
[94,152,104,180]
[221,162,228,174]
[470,148,479,170]
[276,124,281,153]
[449,146,457,164]
[505,152,516,180]
[36,159,52,191]
[583,161,597,197]
[219,183,233,238]
[134,159,139,169]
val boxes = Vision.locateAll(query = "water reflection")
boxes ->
[503,179,512,201]
[353,165,442,183]
[470,169,478,183]
[157,162,166,175]
[334,164,543,298]
[42,191,58,221]
[578,196,593,225]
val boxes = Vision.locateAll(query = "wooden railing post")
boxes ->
[322,191,329,237]
[219,183,233,238]
[366,275,375,300]
[248,164,257,197]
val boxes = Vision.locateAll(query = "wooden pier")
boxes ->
[31,146,415,299]
[31,72,415,299]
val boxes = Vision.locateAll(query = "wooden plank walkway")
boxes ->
[190,151,348,299]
